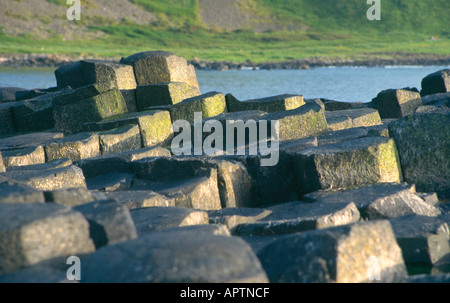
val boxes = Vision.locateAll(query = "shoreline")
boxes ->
[1,53,449,70]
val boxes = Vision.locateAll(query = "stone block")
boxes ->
[136,82,200,110]
[44,133,100,162]
[74,199,138,248]
[98,124,141,155]
[0,203,95,274]
[226,93,304,113]
[370,89,422,119]
[421,69,450,96]
[1,146,46,168]
[80,229,268,282]
[293,137,403,195]
[257,220,407,283]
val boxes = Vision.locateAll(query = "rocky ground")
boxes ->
[0,51,449,283]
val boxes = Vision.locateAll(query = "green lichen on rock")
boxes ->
[325,108,382,131]
[170,92,227,123]
[136,82,200,110]
[260,99,327,141]
[226,93,304,113]
[293,136,403,194]
[138,110,174,147]
[370,89,422,119]
[389,110,450,198]
[98,124,141,155]
[44,133,100,162]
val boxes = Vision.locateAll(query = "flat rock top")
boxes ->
[297,136,392,155]
[0,132,64,151]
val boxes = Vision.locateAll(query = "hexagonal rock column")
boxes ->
[303,183,441,220]
[121,51,200,90]
[136,82,201,110]
[325,108,382,131]
[52,82,128,133]
[388,215,450,266]
[98,124,141,155]
[388,109,450,198]
[79,60,137,90]
[226,93,305,113]
[293,136,403,195]
[0,102,18,137]
[259,99,328,141]
[44,133,100,162]
[80,229,268,282]
[0,177,45,204]
[257,220,408,283]
[169,92,228,123]
[370,89,422,119]
[4,160,87,191]
[130,207,209,235]
[1,146,46,168]
[74,199,138,249]
[55,60,137,90]
[83,110,173,148]
[421,69,450,96]
[0,203,95,275]
[232,201,361,236]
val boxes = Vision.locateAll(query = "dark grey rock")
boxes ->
[75,156,132,179]
[417,192,439,206]
[98,124,141,155]
[318,98,368,111]
[388,215,449,265]
[259,99,328,141]
[12,98,54,132]
[226,93,304,113]
[370,89,422,118]
[130,206,209,234]
[257,220,407,283]
[388,109,450,198]
[120,89,138,112]
[208,207,272,229]
[74,199,138,248]
[4,160,87,191]
[232,201,360,236]
[405,274,450,283]
[0,177,45,203]
[83,110,173,147]
[121,51,199,89]
[136,82,200,110]
[0,266,73,283]
[54,61,86,89]
[303,183,440,220]
[103,190,176,209]
[86,172,135,192]
[133,157,250,208]
[0,131,64,151]
[162,224,231,236]
[80,229,268,282]
[0,87,27,103]
[52,83,128,133]
[293,136,403,195]
[0,102,18,137]
[421,92,450,107]
[44,133,100,162]
[1,145,46,168]
[79,59,137,90]
[133,168,222,210]
[421,69,450,96]
[44,187,99,207]
[0,203,95,274]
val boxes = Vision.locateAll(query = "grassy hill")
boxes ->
[0,0,449,63]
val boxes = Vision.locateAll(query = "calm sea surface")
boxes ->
[1,65,449,103]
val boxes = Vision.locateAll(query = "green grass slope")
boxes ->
[0,0,449,62]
